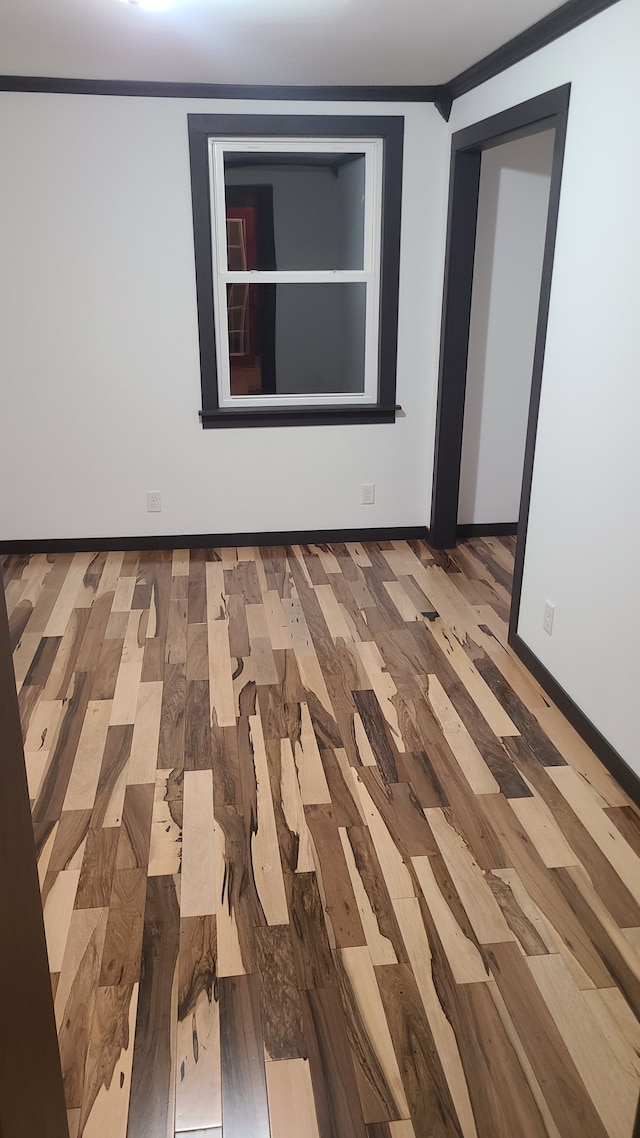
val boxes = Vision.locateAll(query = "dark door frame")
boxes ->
[0,579,69,1136]
[429,84,571,641]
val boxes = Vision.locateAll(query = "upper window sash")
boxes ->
[208,137,383,278]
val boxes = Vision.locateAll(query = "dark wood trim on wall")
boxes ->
[430,84,570,556]
[508,96,571,635]
[0,526,429,555]
[199,405,401,428]
[0,75,438,101]
[510,633,640,810]
[441,0,621,112]
[430,144,482,548]
[0,587,69,1137]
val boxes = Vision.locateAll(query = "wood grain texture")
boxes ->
[6,536,640,1138]
[376,963,463,1138]
[302,984,368,1138]
[175,914,221,1134]
[265,1057,320,1138]
[220,973,271,1138]
[127,875,180,1138]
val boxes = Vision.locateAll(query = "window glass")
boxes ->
[224,153,366,271]
[227,283,366,397]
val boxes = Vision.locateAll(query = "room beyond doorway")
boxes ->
[457,128,555,536]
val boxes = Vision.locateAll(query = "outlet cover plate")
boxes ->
[543,600,554,636]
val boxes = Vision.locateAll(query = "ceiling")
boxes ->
[0,0,571,87]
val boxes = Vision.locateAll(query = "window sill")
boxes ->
[199,405,401,428]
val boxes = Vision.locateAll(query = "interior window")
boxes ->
[188,115,403,427]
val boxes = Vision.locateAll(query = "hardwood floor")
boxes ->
[3,538,640,1138]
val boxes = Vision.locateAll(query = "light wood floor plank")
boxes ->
[181,770,217,918]
[265,1057,320,1138]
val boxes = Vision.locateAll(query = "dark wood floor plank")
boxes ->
[56,907,109,1112]
[127,875,180,1138]
[79,981,138,1134]
[23,634,62,688]
[89,723,134,829]
[506,736,640,928]
[454,977,549,1138]
[211,724,243,809]
[253,924,307,1060]
[141,634,165,682]
[215,802,264,972]
[358,768,437,859]
[353,689,400,784]
[474,655,566,766]
[157,662,187,773]
[90,636,124,700]
[344,826,409,964]
[184,678,213,770]
[219,974,270,1138]
[394,748,449,809]
[552,864,640,1019]
[301,985,368,1138]
[481,792,616,989]
[48,808,92,873]
[75,591,115,675]
[100,868,147,986]
[176,914,220,1135]
[486,942,609,1138]
[336,946,411,1126]
[32,671,91,822]
[287,871,337,990]
[305,803,367,948]
[376,963,463,1138]
[604,804,640,858]
[116,783,154,871]
[75,825,120,909]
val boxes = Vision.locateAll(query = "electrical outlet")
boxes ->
[543,600,554,636]
[361,483,375,505]
[147,491,162,513]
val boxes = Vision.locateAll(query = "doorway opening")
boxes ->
[458,128,555,537]
[430,84,571,645]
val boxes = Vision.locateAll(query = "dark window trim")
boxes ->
[188,113,404,428]
[199,404,400,429]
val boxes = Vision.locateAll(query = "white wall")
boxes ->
[450,0,640,773]
[458,130,554,526]
[0,96,449,540]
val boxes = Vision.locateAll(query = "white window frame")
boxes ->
[207,137,384,409]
